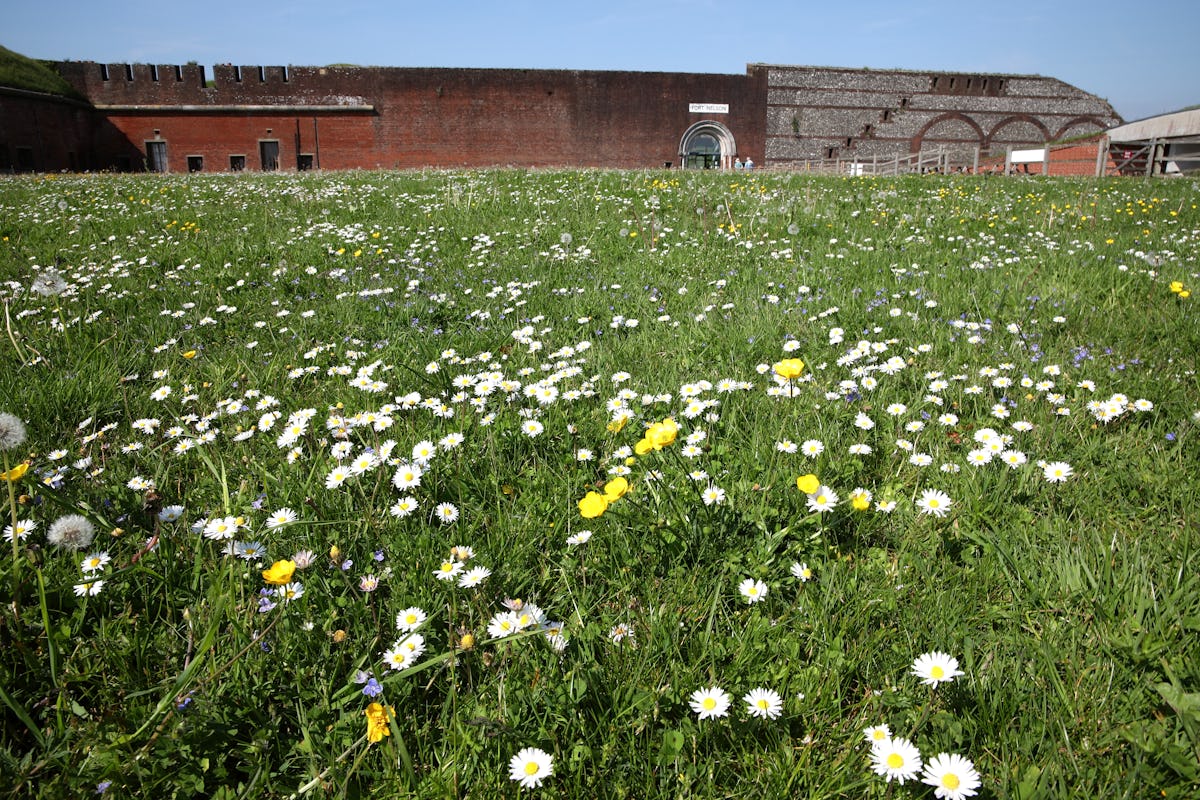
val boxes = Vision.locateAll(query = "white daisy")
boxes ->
[921,752,981,799]
[688,686,731,720]
[915,489,952,518]
[743,688,783,720]
[870,736,923,784]
[911,651,964,686]
[508,747,553,789]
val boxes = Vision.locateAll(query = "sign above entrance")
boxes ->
[689,103,729,114]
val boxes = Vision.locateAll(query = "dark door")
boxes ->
[260,141,279,171]
[146,141,168,173]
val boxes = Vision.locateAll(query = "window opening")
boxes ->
[187,155,204,172]
[297,154,314,171]
[100,64,109,81]
[150,65,159,81]
[230,155,246,171]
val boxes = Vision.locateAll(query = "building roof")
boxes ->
[1108,108,1200,142]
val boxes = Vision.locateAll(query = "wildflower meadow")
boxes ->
[1,168,1197,798]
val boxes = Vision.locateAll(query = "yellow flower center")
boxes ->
[757,699,769,709]
[931,666,945,679]
[703,698,716,710]
[524,761,540,776]
[943,774,960,789]
[405,614,417,624]
[929,499,940,508]
[872,730,887,740]
[887,753,904,769]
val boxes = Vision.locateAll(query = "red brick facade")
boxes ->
[42,62,766,172]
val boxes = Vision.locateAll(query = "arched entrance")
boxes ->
[679,121,737,169]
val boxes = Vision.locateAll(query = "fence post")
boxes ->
[1095,137,1109,177]
[1043,143,1050,176]
[1145,138,1157,178]
[973,146,979,174]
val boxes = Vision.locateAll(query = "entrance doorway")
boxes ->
[685,134,721,169]
[678,121,737,170]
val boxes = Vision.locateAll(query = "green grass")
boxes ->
[0,169,1198,798]
[0,45,83,99]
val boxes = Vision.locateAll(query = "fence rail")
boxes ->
[1105,136,1200,177]
[765,137,1200,178]
[767,147,982,176]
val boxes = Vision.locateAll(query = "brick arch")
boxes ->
[679,120,738,169]
[912,112,985,151]
[987,115,1050,148]
[1052,116,1109,141]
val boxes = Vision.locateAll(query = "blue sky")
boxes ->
[7,0,1197,121]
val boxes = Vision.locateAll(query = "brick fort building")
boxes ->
[2,55,1121,173]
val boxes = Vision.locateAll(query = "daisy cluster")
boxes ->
[865,653,980,799]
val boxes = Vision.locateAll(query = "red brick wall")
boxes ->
[0,88,95,171]
[53,62,767,171]
[97,112,376,172]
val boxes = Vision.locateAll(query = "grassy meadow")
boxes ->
[0,168,1197,799]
